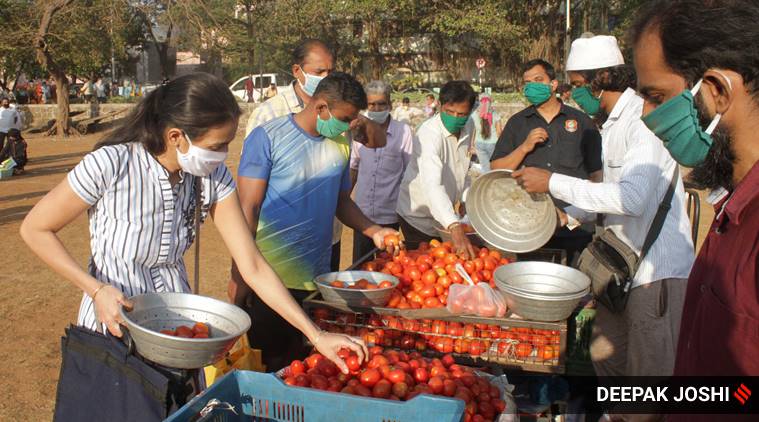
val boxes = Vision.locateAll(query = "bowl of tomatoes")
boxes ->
[119,292,251,369]
[315,271,400,307]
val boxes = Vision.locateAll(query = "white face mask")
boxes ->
[176,132,227,177]
[364,109,390,123]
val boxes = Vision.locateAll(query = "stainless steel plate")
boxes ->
[467,170,557,253]
[314,271,399,307]
[494,261,591,296]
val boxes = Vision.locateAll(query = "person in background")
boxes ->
[491,59,603,263]
[350,80,414,260]
[233,72,400,370]
[95,78,106,103]
[472,95,502,171]
[0,128,28,174]
[392,97,424,126]
[245,74,255,103]
[631,0,759,386]
[397,80,478,257]
[264,83,278,101]
[556,83,573,104]
[424,93,438,117]
[0,97,19,152]
[81,79,94,103]
[515,36,694,384]
[41,80,50,104]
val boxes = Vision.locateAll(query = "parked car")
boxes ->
[229,73,287,102]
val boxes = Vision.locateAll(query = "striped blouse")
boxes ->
[67,142,235,331]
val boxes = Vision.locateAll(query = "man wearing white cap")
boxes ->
[513,35,695,378]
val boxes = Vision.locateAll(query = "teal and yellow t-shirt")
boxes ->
[239,114,350,290]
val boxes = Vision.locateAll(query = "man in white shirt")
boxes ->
[0,97,19,153]
[397,81,478,258]
[391,97,424,127]
[513,36,695,377]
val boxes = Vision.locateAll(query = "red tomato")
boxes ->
[387,368,406,384]
[530,334,549,346]
[372,379,392,399]
[327,377,344,392]
[359,368,381,388]
[284,376,296,386]
[317,360,338,377]
[192,332,209,338]
[175,325,193,338]
[481,269,492,281]
[310,374,328,390]
[428,376,444,394]
[431,247,448,259]
[305,353,325,370]
[368,354,389,369]
[192,322,209,335]
[443,379,457,397]
[378,280,394,289]
[290,360,305,376]
[421,270,437,284]
[478,248,489,258]
[441,354,456,368]
[392,381,409,399]
[492,398,506,412]
[463,261,476,274]
[463,324,476,338]
[516,343,533,358]
[423,297,443,308]
[413,367,429,383]
[432,320,447,335]
[354,384,372,397]
[295,374,310,387]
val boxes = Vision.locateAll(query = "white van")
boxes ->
[230,73,287,102]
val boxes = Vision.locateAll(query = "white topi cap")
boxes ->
[566,35,625,71]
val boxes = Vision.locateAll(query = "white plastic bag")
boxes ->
[447,282,507,317]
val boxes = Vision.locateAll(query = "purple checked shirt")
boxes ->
[351,118,414,225]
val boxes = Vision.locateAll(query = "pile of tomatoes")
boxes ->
[280,347,507,422]
[312,309,561,362]
[158,322,210,338]
[365,240,510,310]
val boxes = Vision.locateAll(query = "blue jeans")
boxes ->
[476,142,497,172]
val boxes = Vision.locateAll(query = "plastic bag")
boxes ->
[447,282,508,317]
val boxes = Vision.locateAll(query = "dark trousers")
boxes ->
[352,222,400,262]
[399,217,436,250]
[330,241,341,271]
[243,288,313,372]
[544,227,593,266]
[0,132,6,155]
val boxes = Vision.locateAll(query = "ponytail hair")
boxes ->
[95,73,241,154]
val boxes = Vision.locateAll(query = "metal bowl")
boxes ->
[119,292,251,369]
[494,262,591,321]
[314,271,399,307]
[467,170,557,253]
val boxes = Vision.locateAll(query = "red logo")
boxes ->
[565,119,578,133]
[734,383,751,405]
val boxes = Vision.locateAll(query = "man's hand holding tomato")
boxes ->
[368,226,403,255]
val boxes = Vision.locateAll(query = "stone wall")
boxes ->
[18,101,526,132]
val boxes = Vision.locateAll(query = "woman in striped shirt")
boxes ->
[20,73,365,373]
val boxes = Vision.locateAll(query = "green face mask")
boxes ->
[641,79,722,167]
[523,82,553,106]
[571,86,601,116]
[440,112,469,134]
[316,109,351,138]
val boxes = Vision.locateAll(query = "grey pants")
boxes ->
[590,278,687,377]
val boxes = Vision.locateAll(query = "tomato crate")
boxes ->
[303,295,567,375]
[167,370,465,422]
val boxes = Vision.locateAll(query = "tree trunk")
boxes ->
[54,72,70,136]
[35,0,75,137]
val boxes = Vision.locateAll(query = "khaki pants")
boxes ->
[590,278,687,377]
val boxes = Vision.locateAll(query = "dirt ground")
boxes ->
[0,129,714,420]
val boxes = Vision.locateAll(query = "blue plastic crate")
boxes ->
[166,370,465,422]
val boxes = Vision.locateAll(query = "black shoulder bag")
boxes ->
[577,166,679,313]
